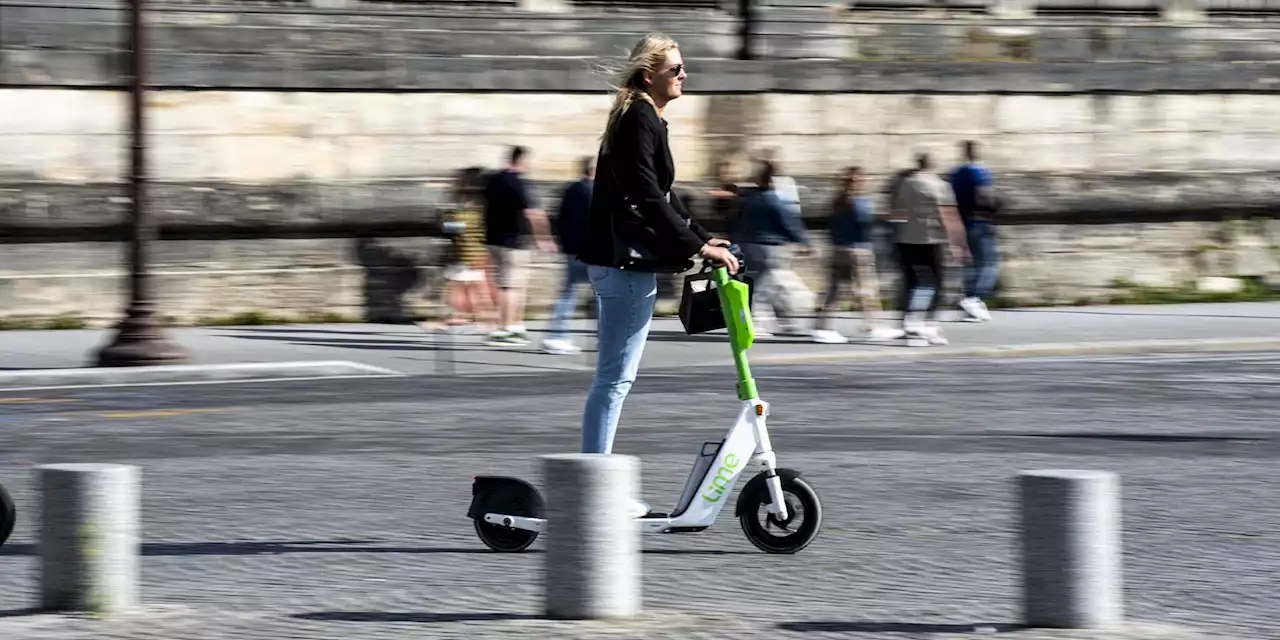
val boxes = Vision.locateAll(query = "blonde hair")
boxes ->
[600,33,680,154]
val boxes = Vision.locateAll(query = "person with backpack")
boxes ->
[733,159,814,336]
[541,156,596,355]
[949,140,1001,322]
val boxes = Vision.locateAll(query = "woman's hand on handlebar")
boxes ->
[706,237,732,248]
[699,243,739,274]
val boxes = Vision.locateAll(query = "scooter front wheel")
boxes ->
[0,482,15,548]
[738,474,821,554]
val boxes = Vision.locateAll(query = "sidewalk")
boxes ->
[0,302,1276,382]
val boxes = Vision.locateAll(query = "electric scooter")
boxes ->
[467,254,822,554]
[0,482,14,548]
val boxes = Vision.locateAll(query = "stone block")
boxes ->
[824,135,894,175]
[0,19,119,51]
[820,94,888,135]
[928,95,999,135]
[0,90,103,135]
[1221,94,1280,134]
[151,53,288,89]
[304,93,405,137]
[302,28,401,57]
[290,55,404,91]
[761,95,825,136]
[1,49,122,87]
[1157,94,1223,133]
[884,134,966,172]
[995,96,1092,134]
[205,136,313,183]
[1032,34,1095,63]
[0,135,87,182]
[1089,95,1160,133]
[989,134,1095,173]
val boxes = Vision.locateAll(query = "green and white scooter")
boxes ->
[468,251,822,554]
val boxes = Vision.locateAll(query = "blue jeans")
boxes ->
[580,266,657,454]
[965,222,1000,300]
[548,257,590,342]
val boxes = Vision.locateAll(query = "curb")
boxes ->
[0,361,403,391]
[746,337,1280,366]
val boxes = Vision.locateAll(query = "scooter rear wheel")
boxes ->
[739,475,821,554]
[0,482,15,548]
[473,483,541,553]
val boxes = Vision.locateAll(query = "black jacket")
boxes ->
[577,100,711,272]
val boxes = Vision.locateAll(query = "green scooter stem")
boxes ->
[711,266,758,401]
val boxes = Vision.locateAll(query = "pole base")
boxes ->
[95,315,187,367]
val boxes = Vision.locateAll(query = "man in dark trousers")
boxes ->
[483,145,554,346]
[889,152,969,347]
[542,156,595,355]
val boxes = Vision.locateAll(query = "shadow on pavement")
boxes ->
[778,621,1023,633]
[0,540,756,557]
[295,611,539,624]
[1003,308,1280,321]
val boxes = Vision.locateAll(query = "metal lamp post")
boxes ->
[95,0,186,367]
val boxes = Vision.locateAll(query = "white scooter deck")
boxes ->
[481,397,788,534]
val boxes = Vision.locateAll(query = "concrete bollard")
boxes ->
[542,454,640,620]
[38,463,140,614]
[1019,469,1122,629]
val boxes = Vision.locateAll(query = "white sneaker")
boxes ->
[904,332,930,348]
[960,297,991,322]
[630,499,651,518]
[920,325,949,346]
[812,329,849,344]
[867,326,906,341]
[541,338,582,355]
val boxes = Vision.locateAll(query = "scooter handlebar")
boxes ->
[701,243,747,276]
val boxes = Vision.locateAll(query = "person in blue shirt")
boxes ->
[948,140,999,322]
[732,160,812,335]
[812,166,902,344]
[542,156,595,355]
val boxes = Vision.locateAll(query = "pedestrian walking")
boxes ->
[813,166,902,343]
[888,153,969,347]
[949,140,1001,322]
[482,145,555,346]
[541,156,596,355]
[734,159,813,336]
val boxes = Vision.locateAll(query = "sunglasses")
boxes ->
[665,63,684,77]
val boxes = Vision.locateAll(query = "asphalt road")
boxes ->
[1,351,1277,639]
[1,350,1278,461]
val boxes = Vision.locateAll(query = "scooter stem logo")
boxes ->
[700,453,740,503]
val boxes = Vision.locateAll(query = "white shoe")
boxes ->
[920,325,949,346]
[867,326,906,341]
[541,338,581,355]
[904,332,930,348]
[812,329,849,344]
[960,297,992,322]
[631,499,651,518]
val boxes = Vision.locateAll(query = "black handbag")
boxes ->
[678,250,752,335]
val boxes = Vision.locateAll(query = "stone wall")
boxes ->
[1,2,1278,323]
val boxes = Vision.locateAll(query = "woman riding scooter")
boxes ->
[575,34,738,514]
